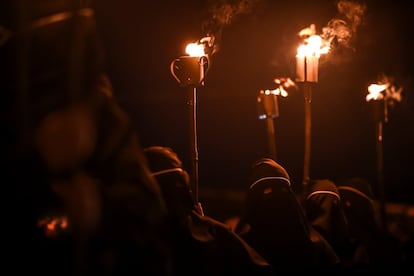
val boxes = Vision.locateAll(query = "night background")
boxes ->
[93,0,414,205]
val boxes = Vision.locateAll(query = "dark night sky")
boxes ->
[94,0,414,204]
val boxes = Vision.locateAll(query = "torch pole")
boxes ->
[376,120,386,230]
[302,82,312,194]
[375,99,387,231]
[296,54,317,198]
[188,86,201,213]
[266,117,277,160]
[170,54,208,215]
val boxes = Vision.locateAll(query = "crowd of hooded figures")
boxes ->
[2,1,413,275]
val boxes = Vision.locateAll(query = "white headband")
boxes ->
[337,186,374,203]
[306,190,340,200]
[249,176,291,190]
[151,168,183,177]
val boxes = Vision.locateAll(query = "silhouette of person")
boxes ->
[337,177,404,274]
[234,158,340,274]
[1,1,171,274]
[304,179,352,262]
[144,146,274,276]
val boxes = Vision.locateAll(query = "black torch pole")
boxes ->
[376,119,386,230]
[187,85,201,212]
[303,81,312,192]
[300,55,314,198]
[375,99,387,231]
[170,55,207,215]
[266,117,277,160]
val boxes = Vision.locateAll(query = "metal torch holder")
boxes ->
[257,91,279,160]
[296,55,318,196]
[170,55,209,213]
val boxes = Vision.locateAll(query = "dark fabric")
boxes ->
[144,146,184,173]
[143,146,194,223]
[6,95,172,276]
[1,0,104,158]
[85,100,170,275]
[182,210,274,276]
[337,177,404,273]
[304,179,352,260]
[144,146,274,276]
[236,158,340,274]
[2,2,172,274]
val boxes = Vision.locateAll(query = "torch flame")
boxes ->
[297,35,330,58]
[272,77,298,97]
[366,78,403,105]
[185,43,206,57]
[297,24,331,58]
[262,88,288,98]
[366,83,387,101]
[260,78,297,97]
[185,36,215,57]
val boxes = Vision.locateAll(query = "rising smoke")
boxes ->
[322,0,367,51]
[201,0,260,55]
[201,0,367,57]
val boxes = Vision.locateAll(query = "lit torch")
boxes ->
[170,37,211,87]
[257,78,297,160]
[366,78,403,230]
[295,24,331,194]
[170,37,213,215]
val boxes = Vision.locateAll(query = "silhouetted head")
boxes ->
[305,179,350,258]
[248,158,290,186]
[237,158,321,270]
[144,146,194,219]
[337,177,380,238]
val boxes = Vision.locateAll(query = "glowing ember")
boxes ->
[37,215,69,238]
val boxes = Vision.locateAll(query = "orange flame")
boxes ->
[262,88,288,98]
[297,24,331,58]
[185,36,214,57]
[185,43,206,57]
[260,78,297,98]
[366,83,387,101]
[37,215,69,238]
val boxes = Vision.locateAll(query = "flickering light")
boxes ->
[185,43,206,57]
[296,24,331,83]
[366,83,387,101]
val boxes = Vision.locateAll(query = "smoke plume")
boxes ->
[322,0,366,51]
[201,0,260,55]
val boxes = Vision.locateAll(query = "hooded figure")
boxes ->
[2,2,171,275]
[304,179,352,262]
[144,146,194,226]
[337,177,403,273]
[235,158,340,274]
[144,146,274,276]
